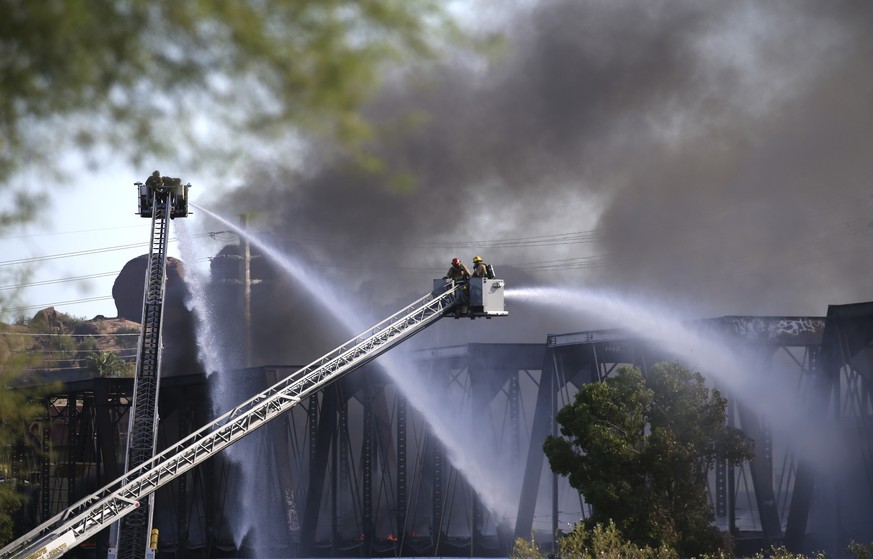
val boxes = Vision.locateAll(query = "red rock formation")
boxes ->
[112,255,203,377]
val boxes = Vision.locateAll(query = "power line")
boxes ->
[333,254,610,273]
[7,214,873,317]
[422,231,604,249]
[0,224,149,241]
[17,367,134,373]
[0,243,148,267]
[4,296,116,314]
[0,331,139,337]
[30,348,139,354]
[0,232,216,268]
[33,354,137,364]
[516,254,612,272]
[0,271,120,291]
[3,229,604,311]
[264,229,605,249]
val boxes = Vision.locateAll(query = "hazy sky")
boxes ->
[5,0,873,343]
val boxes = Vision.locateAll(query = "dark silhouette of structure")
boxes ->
[9,304,873,558]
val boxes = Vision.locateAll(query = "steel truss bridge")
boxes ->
[6,304,873,558]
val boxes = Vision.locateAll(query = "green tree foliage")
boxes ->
[0,314,134,544]
[0,332,46,456]
[0,332,52,547]
[0,488,20,546]
[0,0,453,179]
[512,528,843,559]
[559,521,677,559]
[84,351,132,378]
[511,521,675,559]
[543,362,754,557]
[848,541,873,559]
[511,532,544,559]
[510,522,852,559]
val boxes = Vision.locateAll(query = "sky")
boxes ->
[1,164,220,321]
[3,0,873,344]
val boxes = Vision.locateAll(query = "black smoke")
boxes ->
[210,0,873,349]
[188,3,873,553]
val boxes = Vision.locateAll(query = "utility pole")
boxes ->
[240,213,252,368]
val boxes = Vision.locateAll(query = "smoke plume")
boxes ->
[209,0,873,348]
[184,2,873,550]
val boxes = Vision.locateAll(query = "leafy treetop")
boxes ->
[543,362,754,557]
[0,0,454,179]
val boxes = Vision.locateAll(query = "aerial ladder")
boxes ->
[115,173,190,559]
[0,270,507,559]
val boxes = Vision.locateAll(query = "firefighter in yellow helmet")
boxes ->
[471,255,488,278]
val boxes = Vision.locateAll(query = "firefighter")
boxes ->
[443,257,471,282]
[471,256,488,278]
[145,170,162,187]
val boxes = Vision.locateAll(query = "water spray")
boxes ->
[188,203,521,523]
[505,285,844,471]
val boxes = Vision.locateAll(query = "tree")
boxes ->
[0,0,455,180]
[84,351,132,378]
[0,345,51,547]
[512,520,677,559]
[543,362,754,557]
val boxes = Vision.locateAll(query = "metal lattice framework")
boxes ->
[117,189,171,559]
[513,313,873,554]
[0,285,464,559]
[295,343,545,556]
[10,304,873,558]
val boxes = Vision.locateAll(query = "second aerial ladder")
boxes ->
[114,173,190,559]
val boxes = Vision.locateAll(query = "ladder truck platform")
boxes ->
[0,276,507,559]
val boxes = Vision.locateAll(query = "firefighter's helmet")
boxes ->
[473,256,483,264]
[451,257,460,266]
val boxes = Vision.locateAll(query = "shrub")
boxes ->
[512,521,676,559]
